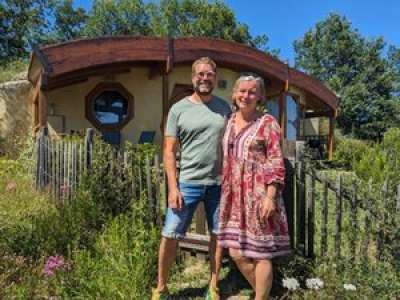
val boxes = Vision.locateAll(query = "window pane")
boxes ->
[93,91,128,125]
[287,95,298,140]
[266,96,279,120]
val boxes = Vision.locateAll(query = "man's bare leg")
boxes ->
[229,248,256,289]
[156,237,178,292]
[254,259,273,300]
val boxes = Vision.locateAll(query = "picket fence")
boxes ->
[34,128,400,264]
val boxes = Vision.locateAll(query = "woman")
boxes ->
[218,75,291,300]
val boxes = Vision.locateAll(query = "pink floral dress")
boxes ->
[218,113,291,259]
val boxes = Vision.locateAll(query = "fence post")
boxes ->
[283,159,295,249]
[334,174,342,259]
[85,128,94,172]
[306,168,315,259]
[376,179,388,261]
[36,127,48,190]
[145,156,154,222]
[349,180,358,266]
[320,173,329,257]
[397,185,400,214]
[154,155,162,226]
[296,161,306,255]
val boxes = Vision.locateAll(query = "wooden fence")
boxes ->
[292,161,400,265]
[34,128,400,264]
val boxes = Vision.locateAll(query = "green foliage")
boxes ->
[280,257,400,299]
[294,13,399,140]
[333,135,370,169]
[0,0,54,63]
[60,205,159,299]
[0,0,276,63]
[51,0,88,42]
[147,0,274,52]
[0,59,28,83]
[1,138,162,298]
[85,0,151,37]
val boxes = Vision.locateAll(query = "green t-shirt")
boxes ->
[165,96,231,185]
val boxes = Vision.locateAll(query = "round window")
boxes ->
[85,82,133,130]
[93,91,128,125]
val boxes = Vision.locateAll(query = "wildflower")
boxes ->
[343,284,357,291]
[44,256,65,277]
[60,184,69,193]
[282,277,300,291]
[6,181,17,192]
[306,278,324,290]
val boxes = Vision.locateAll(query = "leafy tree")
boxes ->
[0,0,54,63]
[51,0,88,42]
[147,0,273,52]
[294,13,398,140]
[84,0,151,37]
[388,45,400,96]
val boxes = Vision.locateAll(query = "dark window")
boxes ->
[92,91,128,125]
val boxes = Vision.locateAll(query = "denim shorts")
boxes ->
[161,183,221,239]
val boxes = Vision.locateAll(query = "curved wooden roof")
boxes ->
[28,36,337,111]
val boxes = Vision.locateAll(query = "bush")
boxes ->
[0,59,28,83]
[333,135,370,169]
[60,200,160,299]
[1,137,162,298]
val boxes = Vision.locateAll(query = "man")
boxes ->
[152,57,231,300]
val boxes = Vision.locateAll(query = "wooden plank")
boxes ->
[55,141,60,200]
[320,174,328,257]
[51,139,56,198]
[131,152,137,199]
[85,128,94,173]
[38,129,45,190]
[154,155,162,226]
[282,159,295,248]
[138,157,143,197]
[349,181,358,264]
[362,182,372,263]
[306,169,315,258]
[296,161,306,255]
[146,157,154,220]
[397,185,400,214]
[334,174,342,258]
[376,180,388,261]
[63,140,67,202]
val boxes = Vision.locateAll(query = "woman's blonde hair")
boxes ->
[231,73,266,110]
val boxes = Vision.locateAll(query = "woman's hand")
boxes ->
[260,196,276,220]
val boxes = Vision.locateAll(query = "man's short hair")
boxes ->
[192,57,217,76]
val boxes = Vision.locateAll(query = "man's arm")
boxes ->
[164,136,183,209]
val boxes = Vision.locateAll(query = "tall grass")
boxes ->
[0,138,161,299]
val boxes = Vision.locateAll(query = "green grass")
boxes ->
[0,59,28,83]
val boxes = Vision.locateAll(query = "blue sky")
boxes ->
[74,0,400,64]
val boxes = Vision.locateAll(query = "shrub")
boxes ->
[333,135,370,169]
[60,198,160,299]
[0,59,28,83]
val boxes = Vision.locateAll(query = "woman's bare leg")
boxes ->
[254,259,273,300]
[229,248,256,289]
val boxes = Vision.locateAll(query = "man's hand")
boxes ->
[260,196,276,220]
[168,187,184,210]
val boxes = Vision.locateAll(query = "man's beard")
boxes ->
[193,81,214,96]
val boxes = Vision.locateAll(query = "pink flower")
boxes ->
[6,181,17,192]
[44,256,65,277]
[60,185,69,194]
